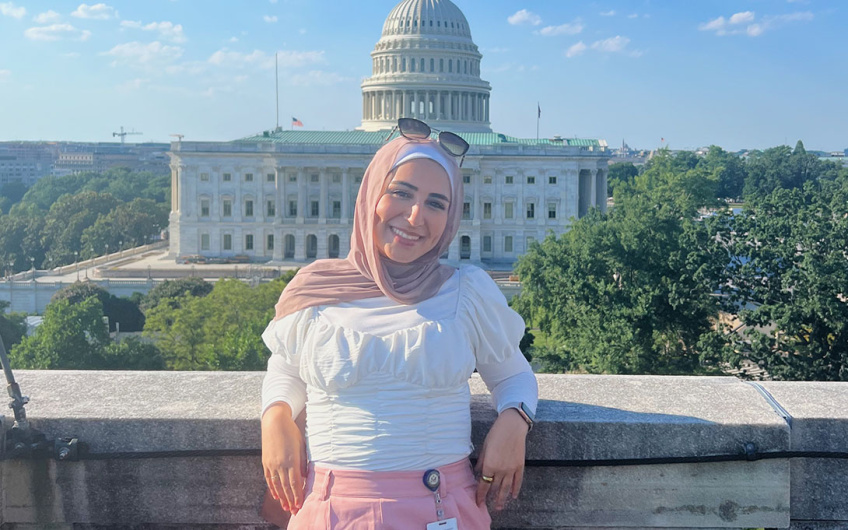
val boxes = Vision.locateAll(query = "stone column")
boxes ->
[590,169,598,208]
[296,168,306,224]
[294,229,305,261]
[566,168,579,219]
[276,166,285,221]
[435,90,441,120]
[319,169,328,224]
[341,169,351,224]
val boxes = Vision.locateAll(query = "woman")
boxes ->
[261,119,538,529]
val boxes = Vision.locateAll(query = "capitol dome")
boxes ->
[359,0,492,133]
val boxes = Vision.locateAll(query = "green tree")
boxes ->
[81,198,168,253]
[514,180,727,375]
[607,162,639,197]
[52,282,145,332]
[10,297,110,369]
[141,277,214,312]
[42,191,121,264]
[0,300,27,353]
[709,174,848,380]
[700,146,747,200]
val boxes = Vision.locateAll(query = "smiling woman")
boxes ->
[259,122,538,529]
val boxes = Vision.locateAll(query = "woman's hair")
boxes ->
[273,136,464,320]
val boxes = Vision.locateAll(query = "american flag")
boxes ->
[292,117,304,127]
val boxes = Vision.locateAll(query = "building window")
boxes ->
[526,203,535,219]
[245,173,254,182]
[505,175,513,184]
[245,234,254,251]
[223,233,232,250]
[527,176,535,184]
[332,173,341,183]
[267,234,274,251]
[440,58,444,72]
[284,235,295,258]
[309,200,319,217]
[483,202,492,219]
[484,176,492,184]
[332,200,341,218]
[504,202,514,219]
[548,203,557,219]
[288,200,297,217]
[266,200,276,217]
[223,173,232,182]
[430,58,434,72]
[222,199,232,217]
[462,202,471,220]
[200,199,210,217]
[288,174,297,182]
[355,176,362,184]
[462,175,471,184]
[267,173,275,182]
[504,235,513,253]
[483,235,492,252]
[200,172,209,181]
[310,173,319,183]
[200,233,210,251]
[549,176,557,185]
[527,236,535,249]
[245,200,254,217]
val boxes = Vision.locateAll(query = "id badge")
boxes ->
[426,518,458,530]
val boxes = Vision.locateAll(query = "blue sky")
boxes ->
[0,1,845,151]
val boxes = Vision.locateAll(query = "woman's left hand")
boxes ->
[474,408,529,511]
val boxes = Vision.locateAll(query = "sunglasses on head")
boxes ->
[385,118,470,167]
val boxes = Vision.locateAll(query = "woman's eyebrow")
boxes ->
[428,193,450,203]
[391,180,449,203]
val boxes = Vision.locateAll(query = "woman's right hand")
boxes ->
[261,402,308,515]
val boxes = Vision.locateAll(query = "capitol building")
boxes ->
[167,0,610,266]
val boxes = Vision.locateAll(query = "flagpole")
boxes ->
[275,52,279,130]
[536,102,540,141]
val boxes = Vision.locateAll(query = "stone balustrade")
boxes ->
[2,371,847,529]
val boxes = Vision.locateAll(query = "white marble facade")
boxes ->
[167,145,608,265]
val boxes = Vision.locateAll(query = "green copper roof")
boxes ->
[235,129,602,147]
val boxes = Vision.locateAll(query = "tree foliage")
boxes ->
[707,173,848,380]
[514,179,727,374]
[143,274,295,371]
[52,281,145,332]
[140,277,214,312]
[0,300,27,353]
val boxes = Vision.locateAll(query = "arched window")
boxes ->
[284,235,295,259]
[306,235,317,259]
[401,58,406,72]
[430,58,434,72]
[328,235,340,258]
[448,59,452,73]
[440,58,444,72]
[460,236,471,259]
[420,58,425,71]
[410,58,415,72]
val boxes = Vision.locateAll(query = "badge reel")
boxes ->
[423,469,459,530]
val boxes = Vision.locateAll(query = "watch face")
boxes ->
[520,402,535,422]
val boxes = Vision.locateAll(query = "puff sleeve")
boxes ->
[260,308,312,419]
[461,266,538,415]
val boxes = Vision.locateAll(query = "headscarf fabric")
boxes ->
[273,136,463,320]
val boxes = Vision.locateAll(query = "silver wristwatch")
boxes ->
[502,402,535,432]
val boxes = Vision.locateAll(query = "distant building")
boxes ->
[54,143,170,176]
[166,0,610,266]
[0,142,57,187]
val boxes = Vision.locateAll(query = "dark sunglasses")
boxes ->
[385,118,470,167]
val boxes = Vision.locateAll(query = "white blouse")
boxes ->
[261,265,538,471]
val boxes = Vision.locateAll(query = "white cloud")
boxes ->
[208,48,325,70]
[600,10,616,17]
[228,36,238,43]
[0,2,25,18]
[289,70,351,86]
[25,24,91,41]
[121,20,187,43]
[508,9,541,26]
[699,10,812,37]
[0,69,10,81]
[627,14,639,19]
[729,11,755,24]
[62,52,81,58]
[71,3,117,20]
[102,41,184,67]
[116,78,149,91]
[299,28,307,34]
[565,41,587,58]
[263,15,277,23]
[33,10,60,23]
[591,35,630,53]
[537,20,583,36]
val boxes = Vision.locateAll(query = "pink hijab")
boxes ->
[273,136,464,320]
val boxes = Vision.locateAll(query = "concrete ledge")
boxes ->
[1,372,844,528]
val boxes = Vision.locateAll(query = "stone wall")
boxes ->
[2,371,847,529]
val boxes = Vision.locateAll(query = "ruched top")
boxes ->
[261,265,538,471]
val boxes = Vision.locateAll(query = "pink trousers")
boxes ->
[287,458,492,529]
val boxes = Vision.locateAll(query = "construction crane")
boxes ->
[112,126,142,144]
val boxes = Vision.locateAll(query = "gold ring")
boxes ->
[270,474,281,480]
[481,475,494,483]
